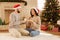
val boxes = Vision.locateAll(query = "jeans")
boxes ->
[26,28,40,37]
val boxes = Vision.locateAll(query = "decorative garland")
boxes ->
[0,0,27,6]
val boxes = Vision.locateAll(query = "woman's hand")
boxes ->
[28,20,33,23]
[24,18,27,22]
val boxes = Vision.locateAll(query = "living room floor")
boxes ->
[0,31,60,40]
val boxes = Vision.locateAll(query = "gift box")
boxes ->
[41,24,48,31]
[52,27,58,32]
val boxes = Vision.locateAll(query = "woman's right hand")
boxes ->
[24,18,27,22]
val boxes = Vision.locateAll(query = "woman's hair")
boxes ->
[30,9,39,17]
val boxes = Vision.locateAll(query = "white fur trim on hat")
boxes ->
[14,6,21,9]
[34,8,38,13]
[32,7,39,13]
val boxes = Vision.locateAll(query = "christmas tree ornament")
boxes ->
[57,20,60,25]
[58,14,60,16]
[41,24,48,31]
[44,18,47,21]
[48,25,54,31]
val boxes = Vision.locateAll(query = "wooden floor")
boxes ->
[46,31,60,36]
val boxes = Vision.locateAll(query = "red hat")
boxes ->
[37,8,40,13]
[13,4,21,9]
[34,8,40,13]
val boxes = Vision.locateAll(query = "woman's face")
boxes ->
[31,9,36,15]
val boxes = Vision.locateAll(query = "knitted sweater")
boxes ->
[9,12,20,29]
[26,16,41,31]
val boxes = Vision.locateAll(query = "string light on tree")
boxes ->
[41,0,60,25]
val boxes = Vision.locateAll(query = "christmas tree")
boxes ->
[41,0,60,25]
[0,18,2,25]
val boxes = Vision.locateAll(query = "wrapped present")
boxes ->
[41,24,48,31]
[48,25,54,31]
[52,27,58,32]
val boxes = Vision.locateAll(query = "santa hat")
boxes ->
[13,4,21,9]
[32,7,40,14]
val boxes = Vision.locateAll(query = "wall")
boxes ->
[0,0,37,22]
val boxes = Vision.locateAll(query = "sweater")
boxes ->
[9,12,20,29]
[26,16,41,31]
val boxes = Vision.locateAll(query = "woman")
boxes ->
[26,8,41,37]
